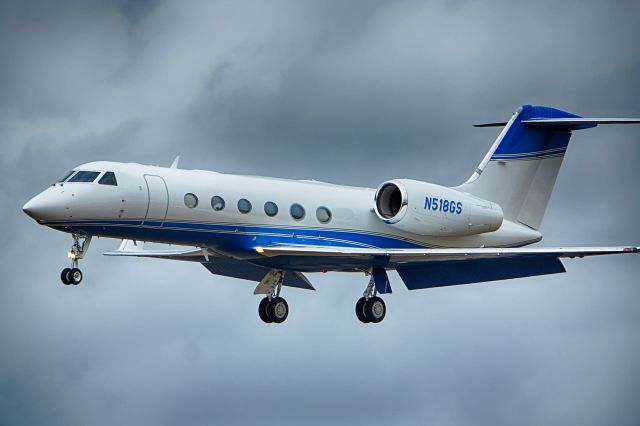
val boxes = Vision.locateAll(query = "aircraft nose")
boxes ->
[22,200,32,216]
[22,189,64,222]
[23,196,46,221]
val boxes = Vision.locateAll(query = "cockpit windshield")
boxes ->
[68,171,100,183]
[98,171,118,186]
[57,170,76,183]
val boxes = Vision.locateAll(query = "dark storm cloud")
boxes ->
[1,1,640,425]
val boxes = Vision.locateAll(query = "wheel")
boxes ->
[355,297,369,323]
[60,268,71,285]
[69,268,82,285]
[364,297,386,323]
[258,298,273,323]
[267,297,289,323]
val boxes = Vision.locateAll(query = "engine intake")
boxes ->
[375,182,407,222]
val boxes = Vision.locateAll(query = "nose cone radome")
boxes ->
[23,196,47,222]
[22,199,35,218]
[22,189,65,222]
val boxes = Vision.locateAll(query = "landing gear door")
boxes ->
[143,175,169,225]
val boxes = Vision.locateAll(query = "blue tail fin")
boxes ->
[458,105,584,229]
[489,105,586,161]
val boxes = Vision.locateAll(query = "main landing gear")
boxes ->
[60,234,91,286]
[355,273,387,324]
[255,269,289,324]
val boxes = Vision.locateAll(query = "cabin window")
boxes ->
[211,196,225,211]
[184,193,198,208]
[68,171,100,183]
[238,198,252,214]
[316,206,332,223]
[57,171,76,183]
[98,172,118,186]
[290,203,305,220]
[264,201,278,217]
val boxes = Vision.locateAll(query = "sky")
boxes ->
[1,0,640,424]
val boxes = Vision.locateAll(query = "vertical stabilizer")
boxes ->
[457,105,584,230]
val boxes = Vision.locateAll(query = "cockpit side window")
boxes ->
[98,171,118,186]
[57,170,77,183]
[68,171,100,183]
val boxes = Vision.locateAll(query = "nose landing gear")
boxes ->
[61,267,82,285]
[60,234,91,285]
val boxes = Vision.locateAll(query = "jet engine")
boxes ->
[373,179,503,237]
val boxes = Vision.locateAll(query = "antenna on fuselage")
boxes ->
[170,155,180,169]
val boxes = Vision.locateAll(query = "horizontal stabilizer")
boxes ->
[475,118,640,129]
[473,122,508,128]
[522,117,640,127]
[522,118,640,128]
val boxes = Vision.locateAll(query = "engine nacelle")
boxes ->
[374,179,503,237]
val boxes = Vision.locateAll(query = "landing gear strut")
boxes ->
[60,234,91,285]
[255,269,289,324]
[355,274,387,324]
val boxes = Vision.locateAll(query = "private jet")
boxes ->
[22,105,640,323]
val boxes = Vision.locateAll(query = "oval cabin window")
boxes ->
[238,198,252,214]
[290,203,305,220]
[316,206,332,223]
[264,201,278,217]
[184,193,198,208]
[211,196,225,211]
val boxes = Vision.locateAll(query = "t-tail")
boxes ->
[457,105,640,230]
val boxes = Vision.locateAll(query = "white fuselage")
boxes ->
[23,161,542,268]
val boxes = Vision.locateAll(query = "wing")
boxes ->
[202,258,314,290]
[255,245,639,261]
[255,245,639,289]
[104,240,314,290]
[104,239,206,260]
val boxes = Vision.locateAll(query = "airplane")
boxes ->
[22,104,640,324]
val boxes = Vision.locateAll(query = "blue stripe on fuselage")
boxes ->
[44,219,429,253]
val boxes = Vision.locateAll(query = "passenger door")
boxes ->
[143,175,169,225]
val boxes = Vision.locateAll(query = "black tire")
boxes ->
[61,268,71,285]
[355,297,369,323]
[267,297,288,323]
[364,297,386,323]
[69,268,82,285]
[258,298,273,323]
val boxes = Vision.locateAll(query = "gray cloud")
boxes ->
[1,0,640,425]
